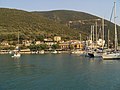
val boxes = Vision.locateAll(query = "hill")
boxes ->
[34,10,120,43]
[0,8,119,44]
[0,8,81,42]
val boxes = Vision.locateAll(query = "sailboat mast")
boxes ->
[108,29,110,49]
[91,25,93,42]
[93,25,94,43]
[114,0,117,51]
[91,25,93,49]
[18,30,19,46]
[95,21,98,49]
[102,18,104,49]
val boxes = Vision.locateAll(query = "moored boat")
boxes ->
[102,1,120,60]
[102,51,120,60]
[12,52,21,58]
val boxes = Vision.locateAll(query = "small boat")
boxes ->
[12,52,21,58]
[88,52,94,58]
[9,50,14,54]
[52,50,58,54]
[39,50,45,54]
[71,50,84,54]
[88,51,103,58]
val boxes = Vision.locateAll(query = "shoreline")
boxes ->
[0,51,71,54]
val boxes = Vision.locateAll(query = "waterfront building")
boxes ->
[70,40,83,50]
[44,38,57,48]
[1,41,9,46]
[59,40,84,50]
[59,42,70,50]
[54,36,61,42]
[22,40,32,46]
[35,41,43,45]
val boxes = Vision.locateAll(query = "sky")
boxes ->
[1,0,120,24]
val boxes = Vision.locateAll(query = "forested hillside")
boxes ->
[0,8,119,43]
[0,8,81,41]
[35,10,120,43]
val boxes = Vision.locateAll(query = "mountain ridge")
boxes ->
[33,10,120,43]
[0,8,119,43]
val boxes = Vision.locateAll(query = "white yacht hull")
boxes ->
[12,53,21,58]
[102,53,120,60]
[94,52,103,58]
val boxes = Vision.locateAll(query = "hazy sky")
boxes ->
[1,0,120,24]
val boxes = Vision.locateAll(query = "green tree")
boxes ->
[29,45,37,51]
[28,44,48,51]
[51,44,60,50]
[36,35,44,41]
[38,44,48,50]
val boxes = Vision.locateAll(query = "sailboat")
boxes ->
[87,25,103,58]
[12,30,21,58]
[102,0,120,60]
[12,51,21,58]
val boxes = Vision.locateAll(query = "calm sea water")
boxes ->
[0,54,120,90]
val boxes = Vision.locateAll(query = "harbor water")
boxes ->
[0,54,120,90]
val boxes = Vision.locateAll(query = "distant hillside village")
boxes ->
[0,8,119,54]
[0,35,108,54]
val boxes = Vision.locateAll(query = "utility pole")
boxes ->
[80,33,81,43]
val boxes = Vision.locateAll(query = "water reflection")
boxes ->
[87,57,103,64]
[12,58,21,68]
[102,60,120,64]
[88,57,120,65]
